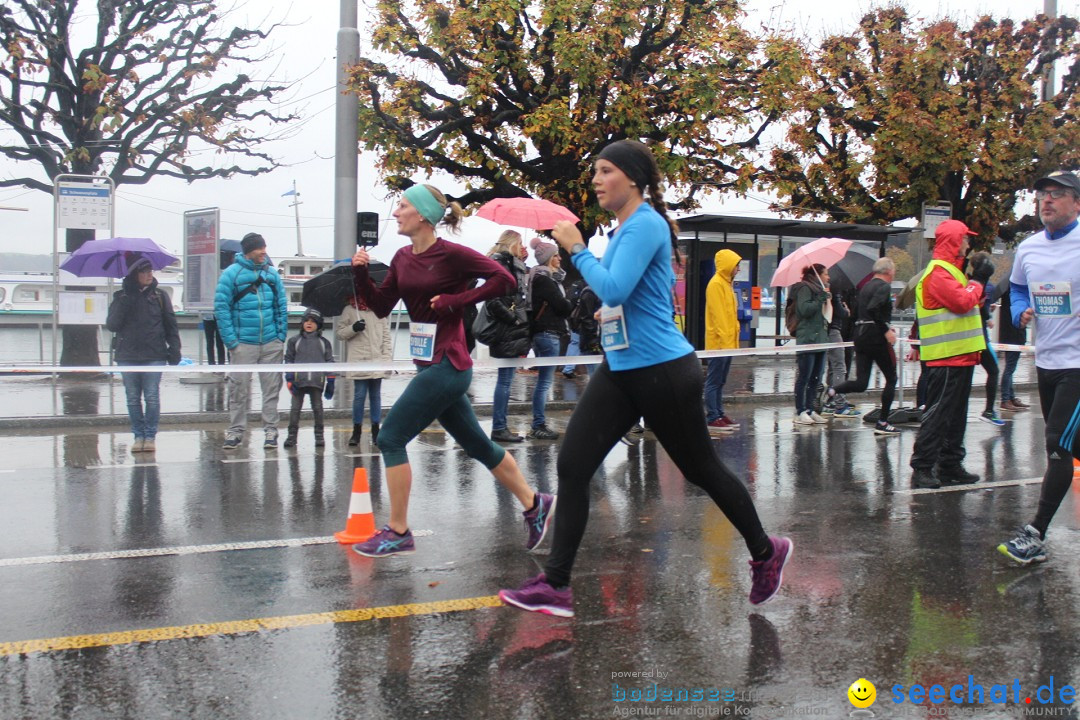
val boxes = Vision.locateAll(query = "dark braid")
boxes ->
[645,173,682,267]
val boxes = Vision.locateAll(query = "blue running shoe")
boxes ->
[353,526,415,558]
[499,573,574,617]
[523,493,556,551]
[980,410,1006,426]
[997,525,1047,565]
[834,404,861,417]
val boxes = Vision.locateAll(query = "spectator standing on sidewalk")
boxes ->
[968,252,1005,426]
[791,265,830,426]
[704,248,742,433]
[526,237,573,440]
[484,230,531,444]
[997,286,1029,412]
[106,258,182,454]
[337,294,391,447]
[908,219,985,489]
[997,170,1080,565]
[283,308,335,448]
[214,232,289,450]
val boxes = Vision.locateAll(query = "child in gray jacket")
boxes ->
[284,308,335,447]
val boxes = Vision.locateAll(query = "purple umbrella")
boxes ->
[60,237,179,278]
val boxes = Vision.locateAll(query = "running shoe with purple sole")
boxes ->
[749,536,793,605]
[523,493,557,552]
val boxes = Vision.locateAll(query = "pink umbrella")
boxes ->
[475,197,579,230]
[769,237,853,287]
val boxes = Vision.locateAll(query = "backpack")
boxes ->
[784,282,806,335]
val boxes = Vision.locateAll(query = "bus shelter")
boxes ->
[676,215,916,348]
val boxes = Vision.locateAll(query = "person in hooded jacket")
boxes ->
[704,249,742,433]
[485,230,532,443]
[214,232,289,450]
[106,257,182,453]
[909,219,986,489]
[283,307,336,448]
[337,294,392,447]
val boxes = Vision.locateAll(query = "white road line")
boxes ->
[0,530,435,568]
[897,476,1045,496]
[86,462,159,470]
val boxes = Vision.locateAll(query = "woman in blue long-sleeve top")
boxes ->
[499,140,792,617]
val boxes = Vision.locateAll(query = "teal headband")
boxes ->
[403,185,445,227]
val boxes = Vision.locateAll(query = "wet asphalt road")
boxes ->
[1,399,1078,720]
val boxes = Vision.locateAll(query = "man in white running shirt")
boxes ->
[998,170,1080,565]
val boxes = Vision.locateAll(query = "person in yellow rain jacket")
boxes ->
[704,249,742,433]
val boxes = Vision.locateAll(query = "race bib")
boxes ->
[409,322,437,361]
[1031,282,1074,318]
[600,305,630,351]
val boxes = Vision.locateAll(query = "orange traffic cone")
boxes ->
[335,468,376,544]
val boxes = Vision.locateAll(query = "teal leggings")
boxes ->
[378,356,506,470]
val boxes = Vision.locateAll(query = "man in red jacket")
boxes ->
[910,219,986,489]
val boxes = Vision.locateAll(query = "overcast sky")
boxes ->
[0,0,1073,260]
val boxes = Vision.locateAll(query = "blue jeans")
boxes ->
[1000,351,1020,402]
[492,366,515,432]
[352,378,383,425]
[704,356,733,422]
[794,351,826,414]
[563,332,580,374]
[121,361,166,439]
[532,331,561,428]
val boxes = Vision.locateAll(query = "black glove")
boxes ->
[970,256,994,285]
[352,319,366,333]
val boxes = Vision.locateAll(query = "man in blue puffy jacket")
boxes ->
[214,232,289,449]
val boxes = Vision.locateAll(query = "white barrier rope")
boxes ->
[2,342,856,374]
[0,340,1036,375]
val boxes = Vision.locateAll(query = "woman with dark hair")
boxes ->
[350,184,555,557]
[791,264,830,425]
[499,140,791,617]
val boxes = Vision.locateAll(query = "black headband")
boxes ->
[597,140,653,190]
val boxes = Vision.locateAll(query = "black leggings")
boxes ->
[833,342,897,418]
[1032,368,1080,536]
[543,352,770,587]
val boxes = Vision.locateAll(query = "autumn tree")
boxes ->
[767,8,1080,245]
[0,0,297,365]
[885,246,915,282]
[346,0,803,233]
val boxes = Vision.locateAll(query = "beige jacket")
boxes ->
[335,305,392,379]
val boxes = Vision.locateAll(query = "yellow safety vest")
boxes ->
[915,260,986,361]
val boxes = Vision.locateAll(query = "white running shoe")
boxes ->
[794,411,815,425]
[810,411,828,424]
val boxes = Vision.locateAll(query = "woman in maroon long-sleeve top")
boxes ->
[350,184,556,558]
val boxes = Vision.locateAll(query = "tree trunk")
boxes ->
[60,227,101,367]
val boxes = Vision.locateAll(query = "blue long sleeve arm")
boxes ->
[1010,281,1031,327]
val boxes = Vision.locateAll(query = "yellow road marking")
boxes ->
[0,595,503,657]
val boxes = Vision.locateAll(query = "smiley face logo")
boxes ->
[847,678,876,708]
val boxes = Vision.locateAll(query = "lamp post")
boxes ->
[334,1,360,266]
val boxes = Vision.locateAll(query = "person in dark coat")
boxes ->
[105,257,181,454]
[485,230,531,443]
[526,237,573,440]
[997,283,1029,412]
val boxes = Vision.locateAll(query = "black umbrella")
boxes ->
[828,244,878,293]
[220,239,243,270]
[301,262,389,317]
